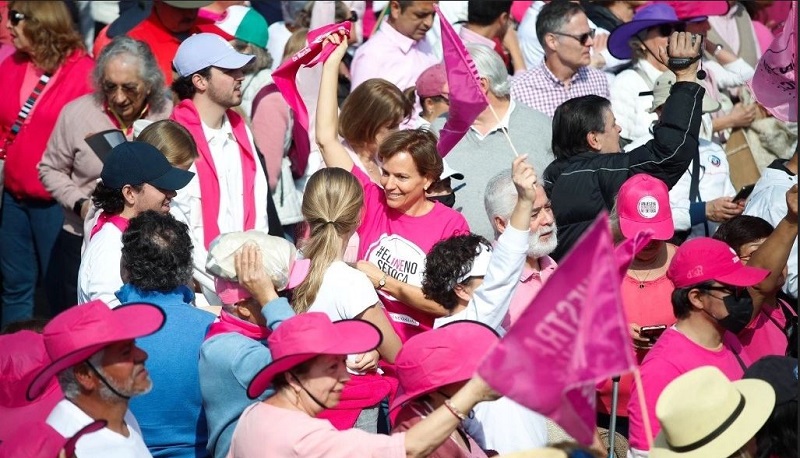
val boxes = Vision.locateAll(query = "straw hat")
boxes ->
[651,366,775,457]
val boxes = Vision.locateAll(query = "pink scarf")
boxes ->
[317,372,397,430]
[170,99,257,248]
[90,213,129,239]
[205,310,271,341]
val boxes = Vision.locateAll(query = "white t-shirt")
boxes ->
[309,261,379,320]
[77,222,124,308]
[47,399,152,458]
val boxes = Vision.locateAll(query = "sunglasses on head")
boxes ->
[551,28,596,46]
[8,10,26,27]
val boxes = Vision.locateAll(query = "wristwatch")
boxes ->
[712,44,724,56]
[377,273,387,290]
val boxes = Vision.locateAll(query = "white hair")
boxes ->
[484,169,517,239]
[466,43,510,98]
[56,349,105,400]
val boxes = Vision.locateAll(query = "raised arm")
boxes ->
[316,33,354,171]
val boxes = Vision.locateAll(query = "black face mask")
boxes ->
[428,193,456,208]
[713,293,754,334]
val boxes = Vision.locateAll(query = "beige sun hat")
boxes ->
[648,71,721,114]
[650,366,775,458]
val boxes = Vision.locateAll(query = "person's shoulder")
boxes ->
[511,103,551,124]
[62,94,99,114]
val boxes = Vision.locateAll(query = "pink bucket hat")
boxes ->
[416,63,448,99]
[618,174,674,241]
[0,331,63,442]
[390,321,499,411]
[247,312,382,399]
[26,300,165,401]
[667,238,770,288]
[0,420,106,458]
[214,258,311,304]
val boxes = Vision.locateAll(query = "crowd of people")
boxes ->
[0,1,797,458]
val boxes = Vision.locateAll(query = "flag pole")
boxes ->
[371,4,389,38]
[608,375,621,458]
[487,104,521,157]
[632,368,655,449]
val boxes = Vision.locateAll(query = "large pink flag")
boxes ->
[478,213,647,445]
[272,21,352,131]
[748,1,797,122]
[435,4,489,157]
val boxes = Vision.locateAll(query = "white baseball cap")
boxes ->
[173,33,255,78]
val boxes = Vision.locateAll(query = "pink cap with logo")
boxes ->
[667,238,770,288]
[618,174,674,241]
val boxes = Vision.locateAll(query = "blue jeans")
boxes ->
[0,192,63,326]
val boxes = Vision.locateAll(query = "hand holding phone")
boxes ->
[733,184,756,203]
[639,325,667,343]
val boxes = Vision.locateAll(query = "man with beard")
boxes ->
[170,33,271,305]
[484,166,558,329]
[26,299,166,457]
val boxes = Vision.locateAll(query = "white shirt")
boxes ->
[611,60,663,142]
[469,99,516,142]
[518,1,546,69]
[309,261,380,320]
[47,399,151,458]
[77,222,124,308]
[469,397,548,454]
[267,22,293,71]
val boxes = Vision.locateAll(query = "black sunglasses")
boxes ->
[8,10,26,27]
[699,285,747,299]
[656,23,686,38]
[551,28,596,46]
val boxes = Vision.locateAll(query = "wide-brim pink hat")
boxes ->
[27,300,165,401]
[247,312,382,399]
[390,320,499,411]
[0,420,106,458]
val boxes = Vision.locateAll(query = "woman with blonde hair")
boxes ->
[0,0,94,325]
[135,119,198,171]
[292,167,402,432]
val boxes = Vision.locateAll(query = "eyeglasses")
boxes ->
[656,23,686,38]
[8,10,27,27]
[699,285,747,300]
[551,28,596,46]
[102,82,144,98]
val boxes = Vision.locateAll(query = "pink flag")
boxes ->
[272,21,352,131]
[435,4,489,157]
[478,213,647,445]
[748,1,797,122]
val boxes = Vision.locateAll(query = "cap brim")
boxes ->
[620,216,674,241]
[163,0,213,8]
[716,264,770,288]
[212,52,255,71]
[27,304,166,400]
[148,167,195,191]
[247,320,382,399]
[609,19,685,59]
[651,379,775,458]
[63,420,107,456]
[0,382,62,440]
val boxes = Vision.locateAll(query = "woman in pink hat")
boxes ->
[228,312,499,458]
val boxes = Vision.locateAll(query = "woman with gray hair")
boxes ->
[39,35,172,315]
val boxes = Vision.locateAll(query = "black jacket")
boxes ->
[543,82,705,261]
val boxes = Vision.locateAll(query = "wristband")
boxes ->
[444,399,467,421]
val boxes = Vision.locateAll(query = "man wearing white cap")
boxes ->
[170,33,271,305]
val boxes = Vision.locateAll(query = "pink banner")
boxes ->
[748,1,797,122]
[434,4,489,157]
[478,213,645,445]
[272,21,352,131]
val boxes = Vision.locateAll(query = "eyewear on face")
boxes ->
[552,28,596,46]
[656,23,686,37]
[699,285,746,299]
[8,10,26,26]
[103,82,143,97]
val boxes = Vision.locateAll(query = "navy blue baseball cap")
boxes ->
[101,141,195,191]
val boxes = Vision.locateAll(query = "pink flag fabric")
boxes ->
[478,213,647,445]
[748,1,797,122]
[435,4,489,157]
[272,21,352,132]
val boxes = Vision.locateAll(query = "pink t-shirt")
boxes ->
[228,403,406,458]
[627,328,749,452]
[352,165,470,342]
[737,301,792,361]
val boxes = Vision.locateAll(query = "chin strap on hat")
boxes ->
[289,371,330,410]
[86,361,132,400]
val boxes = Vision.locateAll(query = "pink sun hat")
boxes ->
[667,238,770,288]
[390,320,499,411]
[0,420,106,458]
[618,174,675,241]
[26,300,165,401]
[0,331,64,442]
[246,312,382,399]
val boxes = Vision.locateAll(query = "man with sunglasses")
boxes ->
[626,237,771,457]
[510,0,609,118]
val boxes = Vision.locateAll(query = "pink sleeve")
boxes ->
[627,359,679,451]
[252,92,290,190]
[294,427,406,458]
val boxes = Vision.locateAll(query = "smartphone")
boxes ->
[733,184,756,203]
[640,325,667,342]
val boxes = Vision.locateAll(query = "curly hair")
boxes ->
[9,1,85,73]
[91,181,143,215]
[121,210,193,292]
[422,233,492,310]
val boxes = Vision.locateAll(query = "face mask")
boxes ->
[712,293,754,334]
[428,193,456,208]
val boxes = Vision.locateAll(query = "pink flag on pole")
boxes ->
[748,1,797,122]
[272,21,352,131]
[435,4,489,157]
[478,213,647,445]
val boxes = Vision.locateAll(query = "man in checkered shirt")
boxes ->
[510,0,609,118]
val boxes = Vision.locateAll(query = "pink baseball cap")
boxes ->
[0,331,63,442]
[214,258,311,304]
[416,63,448,99]
[247,313,382,399]
[0,420,106,458]
[390,321,499,411]
[667,238,770,288]
[26,300,165,401]
[618,174,674,241]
